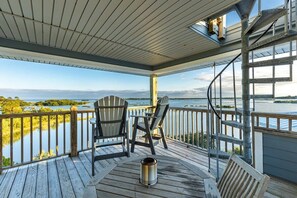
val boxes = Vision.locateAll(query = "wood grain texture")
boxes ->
[47,160,62,198]
[217,154,270,198]
[92,155,209,198]
[56,158,75,198]
[35,161,48,198]
[8,166,28,198]
[0,140,296,197]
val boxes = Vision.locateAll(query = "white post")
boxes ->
[150,74,158,136]
[150,74,158,107]
[254,132,263,173]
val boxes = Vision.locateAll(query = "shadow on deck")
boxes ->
[0,140,296,197]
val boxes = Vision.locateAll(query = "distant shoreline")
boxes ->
[23,96,297,101]
[274,100,297,104]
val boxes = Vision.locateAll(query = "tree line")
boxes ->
[0,96,74,166]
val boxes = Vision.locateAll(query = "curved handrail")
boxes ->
[207,3,288,119]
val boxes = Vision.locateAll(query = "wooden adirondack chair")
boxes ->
[204,154,270,198]
[130,96,169,155]
[90,96,130,176]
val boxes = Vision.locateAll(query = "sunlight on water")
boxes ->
[2,98,296,164]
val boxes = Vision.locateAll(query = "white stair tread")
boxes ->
[211,134,243,144]
[245,8,287,35]
[249,30,297,51]
[250,94,274,99]
[249,77,291,83]
[248,56,295,67]
[236,108,253,114]
[221,120,243,129]
[209,149,231,159]
[209,149,244,159]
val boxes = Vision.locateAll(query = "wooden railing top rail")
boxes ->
[0,106,155,119]
[75,106,154,113]
[169,107,241,115]
[169,107,208,112]
[0,107,295,120]
[127,105,154,110]
[252,112,297,119]
[0,111,71,118]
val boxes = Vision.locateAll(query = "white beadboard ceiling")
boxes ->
[0,0,240,75]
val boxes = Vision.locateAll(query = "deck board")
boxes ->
[0,140,296,198]
[35,161,48,198]
[71,156,91,186]
[78,152,93,177]
[22,164,38,198]
[56,158,76,198]
[0,170,7,185]
[0,168,17,197]
[8,165,28,198]
[47,160,62,198]
[63,157,85,197]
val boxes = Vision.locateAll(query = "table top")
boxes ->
[84,155,216,198]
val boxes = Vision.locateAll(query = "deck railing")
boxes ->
[1,106,296,173]
[252,112,297,134]
[163,107,244,154]
[251,112,297,164]
[0,111,72,171]
[0,106,153,172]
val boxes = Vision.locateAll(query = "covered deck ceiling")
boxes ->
[0,0,291,76]
[0,0,243,76]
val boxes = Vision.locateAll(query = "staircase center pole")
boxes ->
[241,16,252,164]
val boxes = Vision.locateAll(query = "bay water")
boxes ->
[3,98,297,164]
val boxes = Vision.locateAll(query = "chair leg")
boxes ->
[126,132,130,157]
[159,127,168,149]
[131,117,138,153]
[92,128,95,176]
[144,118,155,155]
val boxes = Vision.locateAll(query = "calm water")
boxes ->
[3,99,297,164]
[25,98,297,113]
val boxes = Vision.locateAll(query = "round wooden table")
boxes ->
[84,155,217,198]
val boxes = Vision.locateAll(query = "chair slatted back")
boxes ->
[94,96,128,138]
[217,154,270,198]
[150,96,169,130]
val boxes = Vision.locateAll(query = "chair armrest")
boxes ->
[204,178,221,198]
[145,113,153,116]
[90,118,96,125]
[130,115,157,119]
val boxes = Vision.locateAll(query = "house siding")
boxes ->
[263,133,297,184]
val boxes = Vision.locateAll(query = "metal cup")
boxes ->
[140,157,158,186]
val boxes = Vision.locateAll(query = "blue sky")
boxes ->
[226,0,284,26]
[0,59,148,91]
[0,58,208,93]
[0,0,294,99]
[0,58,215,98]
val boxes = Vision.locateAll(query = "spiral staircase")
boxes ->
[207,0,297,180]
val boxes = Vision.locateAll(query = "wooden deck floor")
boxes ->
[0,140,296,198]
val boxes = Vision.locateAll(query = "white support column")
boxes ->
[150,74,158,106]
[254,132,264,173]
